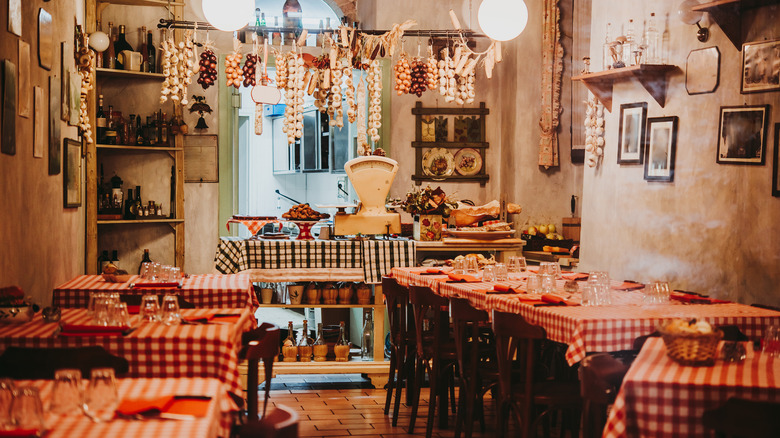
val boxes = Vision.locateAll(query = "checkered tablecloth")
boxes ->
[53,274,259,309]
[0,308,255,399]
[217,238,416,284]
[603,337,780,438]
[23,377,229,438]
[391,268,780,365]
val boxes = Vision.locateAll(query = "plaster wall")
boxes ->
[581,1,780,305]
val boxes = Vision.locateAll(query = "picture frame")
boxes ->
[8,0,21,37]
[716,105,769,165]
[686,46,720,95]
[2,60,17,156]
[63,138,82,208]
[773,123,780,197]
[644,116,678,182]
[741,39,780,94]
[617,102,647,164]
[38,9,53,71]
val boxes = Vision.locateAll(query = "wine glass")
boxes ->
[50,369,83,414]
[82,368,118,422]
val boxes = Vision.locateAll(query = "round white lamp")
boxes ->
[202,0,254,32]
[88,31,110,52]
[677,0,709,42]
[478,0,528,41]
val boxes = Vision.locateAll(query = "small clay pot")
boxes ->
[322,284,338,304]
[288,285,304,305]
[305,283,320,304]
[356,284,372,305]
[338,284,354,304]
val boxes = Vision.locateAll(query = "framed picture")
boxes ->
[773,123,780,197]
[741,39,780,93]
[686,46,720,95]
[644,116,678,182]
[617,102,647,164]
[63,138,82,208]
[38,9,53,71]
[716,105,769,165]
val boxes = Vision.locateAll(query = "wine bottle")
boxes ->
[361,311,373,361]
[104,22,115,69]
[98,250,110,273]
[135,115,144,145]
[138,249,152,274]
[147,30,156,73]
[96,95,106,143]
[602,22,612,70]
[313,323,328,361]
[623,19,636,66]
[335,321,350,362]
[114,25,134,70]
[282,321,298,361]
[139,26,148,72]
[298,319,313,362]
[95,20,104,68]
[646,13,660,64]
[124,188,135,219]
[134,185,142,219]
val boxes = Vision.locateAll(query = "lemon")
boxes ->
[548,224,556,233]
[538,224,549,234]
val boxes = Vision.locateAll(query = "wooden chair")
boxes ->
[702,398,780,438]
[449,297,498,438]
[0,346,129,379]
[491,310,581,438]
[239,403,299,438]
[239,322,281,422]
[579,353,629,438]
[409,285,458,438]
[381,276,416,426]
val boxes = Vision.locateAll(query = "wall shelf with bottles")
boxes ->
[572,64,678,112]
[691,0,780,49]
[97,219,184,225]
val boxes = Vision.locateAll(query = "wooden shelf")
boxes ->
[412,174,490,184]
[97,219,184,224]
[96,68,165,80]
[256,304,380,309]
[572,64,678,112]
[97,0,184,8]
[97,144,182,151]
[412,141,489,149]
[691,0,780,49]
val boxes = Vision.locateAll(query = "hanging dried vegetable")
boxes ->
[160,30,195,105]
[197,49,217,89]
[394,54,411,95]
[367,59,382,143]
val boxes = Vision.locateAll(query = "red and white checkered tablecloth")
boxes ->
[0,308,255,400]
[53,274,259,309]
[391,268,780,365]
[23,377,231,438]
[603,337,780,438]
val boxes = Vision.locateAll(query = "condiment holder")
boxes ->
[322,283,338,304]
[338,283,353,304]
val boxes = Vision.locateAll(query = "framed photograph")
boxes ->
[38,9,53,71]
[8,0,21,37]
[63,138,82,208]
[716,105,769,165]
[686,46,720,95]
[2,60,17,156]
[773,123,780,197]
[617,102,647,164]
[18,41,30,118]
[742,39,780,93]
[644,116,678,182]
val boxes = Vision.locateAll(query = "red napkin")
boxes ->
[542,294,566,305]
[133,282,180,288]
[447,273,481,283]
[117,395,210,418]
[489,284,521,294]
[562,272,589,281]
[421,268,447,275]
[612,281,645,291]
[59,324,128,337]
[127,305,140,315]
[0,429,42,437]
[670,292,729,304]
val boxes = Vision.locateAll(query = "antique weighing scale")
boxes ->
[321,156,401,236]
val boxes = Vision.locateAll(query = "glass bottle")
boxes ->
[282,0,302,45]
[95,20,104,67]
[623,19,636,66]
[139,26,148,72]
[361,311,373,361]
[313,323,328,361]
[98,250,110,273]
[334,321,350,362]
[104,22,115,69]
[316,19,324,47]
[159,112,169,146]
[134,185,142,219]
[114,25,134,70]
[602,22,611,70]
[138,249,152,274]
[646,13,660,64]
[282,321,298,361]
[661,14,670,65]
[147,30,156,74]
[124,188,135,219]
[298,319,313,362]
[272,16,282,46]
[96,95,106,143]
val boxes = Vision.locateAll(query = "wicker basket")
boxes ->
[658,324,723,366]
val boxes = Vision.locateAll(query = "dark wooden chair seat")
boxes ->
[579,353,629,438]
[0,346,129,379]
[239,404,299,438]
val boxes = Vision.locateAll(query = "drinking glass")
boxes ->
[465,256,479,275]
[159,265,172,282]
[112,302,131,327]
[140,294,160,322]
[139,262,152,280]
[10,386,45,432]
[494,263,508,282]
[50,369,83,414]
[92,294,111,326]
[150,262,161,281]
[170,267,183,284]
[507,256,526,273]
[452,258,465,275]
[764,326,780,357]
[595,284,612,305]
[540,274,557,294]
[83,368,118,422]
[160,294,181,326]
[580,284,597,306]
[482,265,496,282]
[0,379,15,428]
[526,274,543,294]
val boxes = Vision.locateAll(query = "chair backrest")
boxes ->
[0,346,129,379]
[409,286,449,359]
[578,353,628,405]
[491,310,547,405]
[702,397,780,438]
[243,322,281,421]
[239,403,299,438]
[449,297,490,376]
[382,277,410,345]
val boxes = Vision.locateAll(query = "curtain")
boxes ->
[539,0,564,168]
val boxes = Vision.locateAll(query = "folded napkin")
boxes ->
[59,323,129,337]
[420,268,448,275]
[117,395,211,418]
[561,272,589,281]
[127,305,140,315]
[133,282,181,288]
[670,292,729,304]
[612,281,645,291]
[489,283,522,294]
[447,273,481,283]
[0,429,42,437]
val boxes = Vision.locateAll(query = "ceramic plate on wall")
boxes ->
[422,148,455,177]
[454,148,483,175]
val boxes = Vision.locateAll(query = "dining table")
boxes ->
[0,308,255,401]
[391,267,780,364]
[9,377,232,438]
[52,273,259,309]
[602,337,780,438]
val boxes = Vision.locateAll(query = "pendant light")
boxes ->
[478,0,528,41]
[201,0,254,32]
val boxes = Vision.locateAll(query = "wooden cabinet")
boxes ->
[85,0,185,273]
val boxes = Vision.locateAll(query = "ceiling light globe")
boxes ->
[202,0,253,32]
[89,31,110,52]
[478,0,528,42]
[677,0,703,25]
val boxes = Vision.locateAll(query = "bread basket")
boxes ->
[658,320,723,366]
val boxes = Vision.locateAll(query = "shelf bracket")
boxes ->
[632,71,670,109]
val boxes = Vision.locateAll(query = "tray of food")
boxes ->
[281,204,330,221]
[446,222,514,239]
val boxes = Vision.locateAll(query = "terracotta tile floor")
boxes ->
[257,374,511,438]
